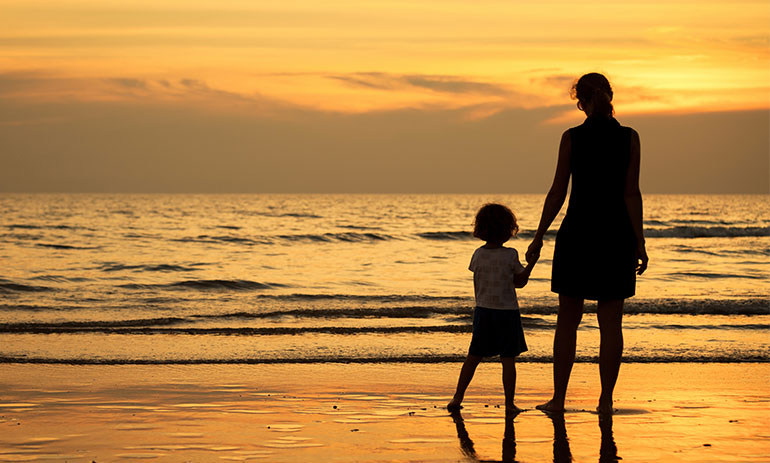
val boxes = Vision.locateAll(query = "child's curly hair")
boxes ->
[473,203,519,243]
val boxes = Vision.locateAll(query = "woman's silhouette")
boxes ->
[527,73,648,414]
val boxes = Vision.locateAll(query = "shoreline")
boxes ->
[2,358,769,364]
[1,362,768,462]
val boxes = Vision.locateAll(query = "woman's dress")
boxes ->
[551,116,637,300]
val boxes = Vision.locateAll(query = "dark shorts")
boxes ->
[468,306,528,358]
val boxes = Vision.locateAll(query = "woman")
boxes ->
[526,73,648,414]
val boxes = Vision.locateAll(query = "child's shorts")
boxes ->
[468,306,528,358]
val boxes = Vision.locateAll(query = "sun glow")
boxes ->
[0,0,767,116]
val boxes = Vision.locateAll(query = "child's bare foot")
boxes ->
[535,399,564,413]
[447,397,463,410]
[505,404,523,416]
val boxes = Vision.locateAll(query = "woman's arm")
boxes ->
[526,130,572,263]
[624,129,648,275]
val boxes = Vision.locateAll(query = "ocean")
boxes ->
[1,194,768,364]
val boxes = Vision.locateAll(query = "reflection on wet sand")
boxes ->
[546,411,621,463]
[450,410,517,462]
[547,413,573,463]
[599,414,619,462]
[451,410,620,463]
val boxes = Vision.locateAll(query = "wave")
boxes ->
[35,243,99,250]
[241,296,768,315]
[1,354,766,365]
[28,275,91,282]
[174,232,395,245]
[0,317,189,331]
[118,279,288,291]
[417,231,560,241]
[417,231,473,241]
[99,263,202,273]
[173,235,270,246]
[249,294,470,304]
[0,233,42,242]
[278,232,393,243]
[166,226,768,246]
[640,323,769,330]
[587,299,769,315]
[2,319,765,335]
[0,282,56,293]
[252,212,323,219]
[670,271,766,280]
[645,226,769,238]
[5,224,85,230]
[0,324,473,335]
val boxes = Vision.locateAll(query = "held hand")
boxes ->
[526,239,542,265]
[636,243,649,275]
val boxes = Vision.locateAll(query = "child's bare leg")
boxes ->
[597,298,624,414]
[501,357,521,415]
[448,355,482,409]
[537,295,584,413]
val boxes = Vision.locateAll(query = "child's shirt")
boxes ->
[469,246,526,310]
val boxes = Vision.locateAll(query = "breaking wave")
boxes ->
[118,279,288,291]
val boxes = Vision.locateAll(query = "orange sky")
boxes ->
[0,0,768,193]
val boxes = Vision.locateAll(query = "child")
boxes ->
[447,203,537,414]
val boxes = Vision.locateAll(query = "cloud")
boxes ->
[100,76,294,110]
[108,78,148,90]
[0,71,65,96]
[0,89,766,194]
[327,72,396,90]
[537,74,576,90]
[327,72,511,96]
[404,75,509,95]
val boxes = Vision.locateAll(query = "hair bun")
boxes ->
[571,73,614,117]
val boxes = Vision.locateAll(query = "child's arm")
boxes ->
[513,262,535,288]
[513,244,539,288]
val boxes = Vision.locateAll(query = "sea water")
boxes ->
[1,194,768,364]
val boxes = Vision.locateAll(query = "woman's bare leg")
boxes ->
[537,295,584,412]
[597,298,624,414]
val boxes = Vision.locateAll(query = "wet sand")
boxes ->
[0,362,768,462]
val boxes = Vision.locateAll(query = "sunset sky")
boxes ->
[1,0,768,193]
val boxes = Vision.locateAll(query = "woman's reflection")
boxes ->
[450,410,618,462]
[599,414,620,462]
[546,412,573,463]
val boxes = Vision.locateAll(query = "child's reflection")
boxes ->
[450,409,518,462]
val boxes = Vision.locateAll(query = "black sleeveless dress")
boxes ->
[551,117,637,300]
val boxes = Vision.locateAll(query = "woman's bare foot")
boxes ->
[447,397,463,410]
[535,399,565,413]
[596,400,615,415]
[505,404,523,416]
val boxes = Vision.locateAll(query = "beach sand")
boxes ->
[0,362,768,462]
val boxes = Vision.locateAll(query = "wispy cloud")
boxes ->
[327,72,511,96]
[107,78,148,90]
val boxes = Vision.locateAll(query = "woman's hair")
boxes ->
[570,73,614,117]
[473,203,519,243]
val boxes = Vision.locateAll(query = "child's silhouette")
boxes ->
[447,203,537,415]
